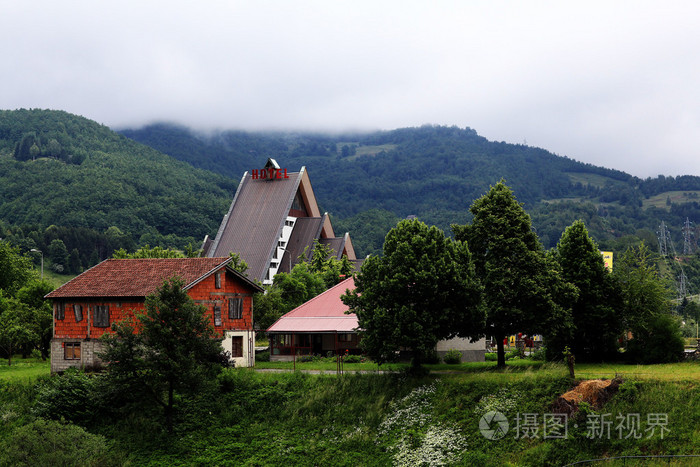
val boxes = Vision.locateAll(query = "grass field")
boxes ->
[0,357,50,381]
[642,190,700,210]
[6,355,700,382]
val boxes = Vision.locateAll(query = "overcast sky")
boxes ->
[2,1,699,178]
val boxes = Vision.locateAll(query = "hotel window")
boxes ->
[214,306,222,326]
[277,241,286,248]
[285,219,294,227]
[215,272,222,289]
[93,305,110,328]
[64,342,81,360]
[56,303,65,320]
[73,304,83,322]
[229,297,243,320]
[231,336,243,358]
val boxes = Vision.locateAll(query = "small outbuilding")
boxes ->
[267,276,360,360]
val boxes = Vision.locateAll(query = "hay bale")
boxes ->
[552,378,622,416]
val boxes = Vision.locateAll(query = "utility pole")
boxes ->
[683,217,694,254]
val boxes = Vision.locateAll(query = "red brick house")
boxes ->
[46,257,263,373]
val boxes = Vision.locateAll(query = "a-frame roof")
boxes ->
[46,257,262,299]
[206,167,329,282]
[267,276,358,333]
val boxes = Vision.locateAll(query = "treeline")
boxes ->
[0,222,136,274]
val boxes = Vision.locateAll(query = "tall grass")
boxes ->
[1,361,698,465]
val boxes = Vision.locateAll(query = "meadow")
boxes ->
[1,355,699,465]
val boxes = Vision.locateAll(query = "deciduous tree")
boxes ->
[614,243,683,363]
[343,219,483,370]
[453,181,574,367]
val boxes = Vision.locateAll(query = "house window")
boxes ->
[215,272,222,289]
[229,297,243,320]
[73,304,83,322]
[339,333,354,342]
[56,303,65,320]
[64,342,81,360]
[231,336,243,358]
[93,305,110,328]
[214,306,222,326]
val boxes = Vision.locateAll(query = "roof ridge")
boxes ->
[287,275,354,314]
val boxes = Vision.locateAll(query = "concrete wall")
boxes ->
[436,336,486,362]
[222,330,255,368]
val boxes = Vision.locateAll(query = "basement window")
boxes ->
[64,342,81,360]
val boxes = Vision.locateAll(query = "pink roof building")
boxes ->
[267,276,359,360]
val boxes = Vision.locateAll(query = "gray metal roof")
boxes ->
[207,170,303,282]
[280,216,325,273]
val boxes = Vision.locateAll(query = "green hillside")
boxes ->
[120,122,700,258]
[0,109,234,270]
[3,109,700,276]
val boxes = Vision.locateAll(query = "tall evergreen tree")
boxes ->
[99,277,226,431]
[552,220,621,361]
[453,181,573,367]
[343,219,483,370]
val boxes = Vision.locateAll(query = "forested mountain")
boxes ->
[121,122,700,257]
[0,110,234,272]
[4,109,700,288]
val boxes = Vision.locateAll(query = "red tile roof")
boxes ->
[267,276,358,333]
[46,258,235,298]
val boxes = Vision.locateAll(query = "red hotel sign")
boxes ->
[251,168,289,180]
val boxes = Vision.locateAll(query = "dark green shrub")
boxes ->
[256,350,270,362]
[32,369,105,425]
[529,346,546,361]
[423,349,441,364]
[617,380,639,402]
[0,418,124,466]
[485,352,497,361]
[506,349,523,360]
[442,349,462,364]
[626,314,685,363]
[343,354,362,363]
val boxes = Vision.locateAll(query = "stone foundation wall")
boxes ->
[50,338,105,373]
